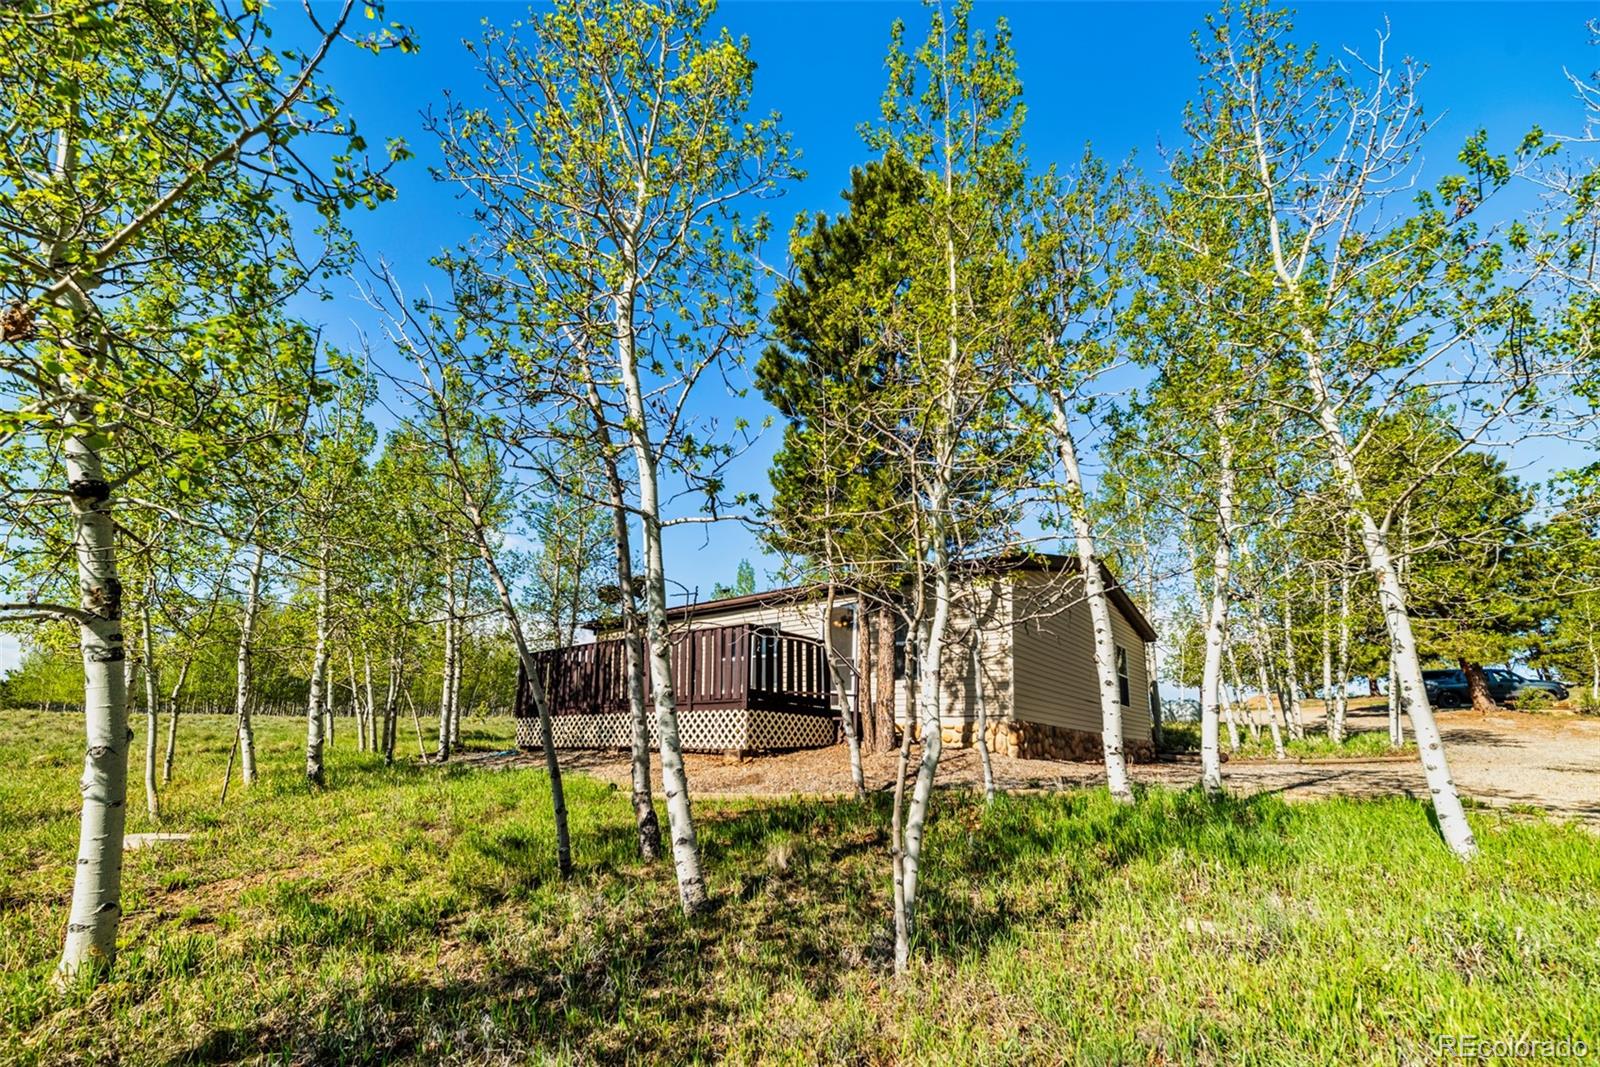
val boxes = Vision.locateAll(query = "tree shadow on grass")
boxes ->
[166,786,1334,1064]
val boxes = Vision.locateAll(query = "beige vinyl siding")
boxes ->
[1010,572,1152,740]
[893,582,1014,730]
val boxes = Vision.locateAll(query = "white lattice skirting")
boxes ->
[515,709,837,753]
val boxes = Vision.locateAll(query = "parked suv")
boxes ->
[1483,668,1568,703]
[1422,666,1568,707]
[1422,669,1469,708]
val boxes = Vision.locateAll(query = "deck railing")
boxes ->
[515,623,834,718]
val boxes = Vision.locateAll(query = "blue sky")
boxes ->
[310,0,1596,604]
[1,2,1591,678]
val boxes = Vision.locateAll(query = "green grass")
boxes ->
[1159,719,1415,760]
[3,710,1598,1064]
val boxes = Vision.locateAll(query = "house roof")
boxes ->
[594,551,1158,643]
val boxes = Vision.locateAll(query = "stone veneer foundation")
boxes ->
[929,720,1155,763]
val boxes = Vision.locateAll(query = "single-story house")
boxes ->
[513,553,1158,762]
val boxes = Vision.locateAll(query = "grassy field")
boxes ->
[1158,719,1415,760]
[2,710,1598,1065]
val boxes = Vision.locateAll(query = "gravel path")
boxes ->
[460,706,1600,825]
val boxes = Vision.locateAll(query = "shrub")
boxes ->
[1513,688,1557,713]
[1157,720,1200,754]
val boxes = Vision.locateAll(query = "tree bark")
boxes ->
[161,656,190,784]
[1227,645,1258,743]
[381,652,400,765]
[1320,572,1334,738]
[598,450,661,864]
[1220,680,1241,753]
[900,521,952,956]
[1303,355,1477,858]
[437,564,455,761]
[616,273,705,914]
[873,605,897,754]
[235,543,265,787]
[1385,660,1401,744]
[1247,617,1287,761]
[971,633,995,805]
[1047,390,1133,803]
[139,598,159,821]
[304,546,330,786]
[824,583,866,798]
[449,478,573,879]
[1281,595,1305,741]
[1461,660,1498,716]
[1198,419,1234,794]
[349,648,363,753]
[449,579,464,748]
[1334,552,1351,743]
[891,627,917,974]
[1251,112,1477,854]
[58,426,131,978]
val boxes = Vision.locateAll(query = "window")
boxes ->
[1115,645,1130,707]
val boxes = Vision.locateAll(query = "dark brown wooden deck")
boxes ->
[513,623,835,719]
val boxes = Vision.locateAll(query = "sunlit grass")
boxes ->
[2,709,1597,1065]
[1159,717,1415,759]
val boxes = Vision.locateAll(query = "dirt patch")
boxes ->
[452,706,1600,824]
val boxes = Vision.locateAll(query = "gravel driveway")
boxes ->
[463,706,1600,825]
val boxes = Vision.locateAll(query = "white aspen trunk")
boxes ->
[1221,684,1241,752]
[437,565,455,761]
[899,171,966,968]
[599,454,661,863]
[304,546,330,786]
[1243,599,1287,759]
[900,526,951,935]
[381,649,399,764]
[349,646,364,752]
[360,643,376,754]
[971,634,995,805]
[449,563,465,748]
[1320,573,1334,737]
[1198,420,1234,793]
[1253,644,1287,760]
[1302,356,1477,858]
[235,543,265,787]
[1253,117,1476,856]
[1282,595,1305,740]
[449,597,463,748]
[1388,658,1403,746]
[1589,634,1598,706]
[323,657,335,751]
[824,583,866,798]
[623,596,661,861]
[890,627,916,974]
[140,599,159,821]
[161,657,190,784]
[1226,646,1259,743]
[1334,553,1351,743]
[1047,390,1133,802]
[1139,527,1164,749]
[615,272,705,913]
[454,490,573,878]
[58,426,131,978]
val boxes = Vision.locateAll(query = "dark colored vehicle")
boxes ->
[1483,668,1568,703]
[1422,669,1469,708]
[1422,667,1567,708]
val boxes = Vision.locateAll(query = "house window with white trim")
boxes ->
[1115,645,1130,707]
